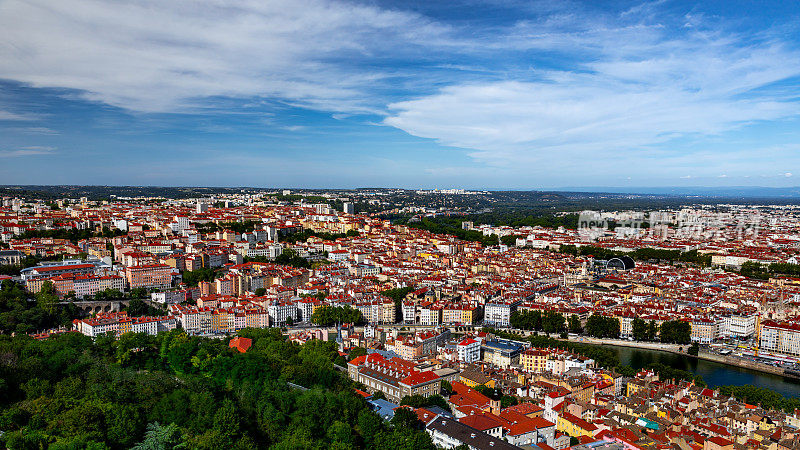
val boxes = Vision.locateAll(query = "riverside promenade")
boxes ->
[572,336,797,379]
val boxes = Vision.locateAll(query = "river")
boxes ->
[606,345,800,398]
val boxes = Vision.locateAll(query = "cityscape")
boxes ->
[3,190,800,449]
[3,1,800,450]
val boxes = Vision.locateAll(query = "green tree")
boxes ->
[400,394,450,411]
[585,315,620,339]
[357,410,382,448]
[542,311,565,334]
[36,281,60,315]
[631,317,647,341]
[441,380,453,395]
[568,315,582,333]
[348,347,367,361]
[274,249,311,269]
[659,320,690,344]
[390,408,422,430]
[125,298,166,317]
[132,422,185,450]
[646,320,659,341]
[212,399,240,445]
[311,305,364,326]
[326,421,354,446]
[180,268,217,287]
[500,395,518,408]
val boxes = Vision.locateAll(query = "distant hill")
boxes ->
[557,186,800,198]
[0,185,258,200]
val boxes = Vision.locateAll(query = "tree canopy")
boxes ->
[510,310,566,334]
[311,305,365,326]
[584,315,620,339]
[0,280,80,335]
[0,328,435,449]
[274,248,311,269]
[659,320,691,345]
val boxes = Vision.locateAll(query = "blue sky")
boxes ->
[1,0,799,189]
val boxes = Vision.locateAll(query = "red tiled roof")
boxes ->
[507,416,555,436]
[400,370,438,386]
[229,337,252,353]
[459,413,504,431]
[708,436,733,446]
[35,263,94,272]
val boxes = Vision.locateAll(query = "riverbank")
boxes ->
[607,344,800,398]
[572,336,799,380]
[695,351,796,378]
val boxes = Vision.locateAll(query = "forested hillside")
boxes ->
[0,329,434,449]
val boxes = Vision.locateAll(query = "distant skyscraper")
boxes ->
[196,202,208,213]
[343,202,355,214]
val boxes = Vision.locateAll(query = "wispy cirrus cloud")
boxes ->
[0,0,451,114]
[385,13,800,168]
[4,127,60,135]
[0,146,58,157]
[0,110,41,121]
[1,0,799,185]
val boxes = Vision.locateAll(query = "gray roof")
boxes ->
[424,405,454,419]
[368,399,400,420]
[571,443,625,450]
[426,416,520,449]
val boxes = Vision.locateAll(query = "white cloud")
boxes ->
[385,14,800,167]
[786,172,794,177]
[0,110,40,121]
[1,0,799,181]
[7,127,60,135]
[0,146,57,157]
[0,0,449,113]
[386,76,798,162]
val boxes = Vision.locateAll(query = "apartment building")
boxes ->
[521,348,550,373]
[482,339,524,369]
[484,299,520,327]
[457,338,481,363]
[759,320,800,356]
[691,319,719,344]
[268,300,298,325]
[125,264,173,290]
[74,311,176,337]
[347,352,441,403]
[718,314,756,339]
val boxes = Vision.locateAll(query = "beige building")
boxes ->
[347,353,441,403]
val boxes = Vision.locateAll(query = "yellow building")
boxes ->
[460,306,476,324]
[25,278,46,293]
[521,349,549,373]
[211,310,232,332]
[626,379,647,397]
[118,318,132,335]
[557,412,597,438]
[569,381,595,404]
[442,308,461,324]
[691,319,718,344]
[459,370,494,388]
